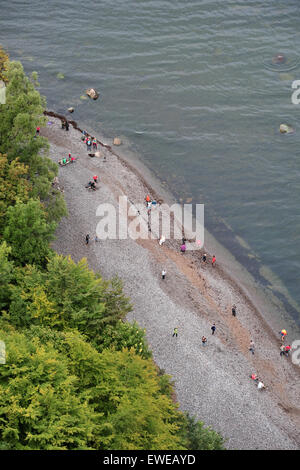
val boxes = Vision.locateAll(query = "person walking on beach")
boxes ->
[284,345,291,357]
[232,305,237,317]
[86,137,92,152]
[172,327,178,338]
[257,381,266,390]
[180,243,186,253]
[280,344,285,357]
[202,253,207,263]
[249,340,255,355]
[212,255,216,267]
[65,120,69,131]
[202,336,207,346]
[92,137,97,150]
[211,323,216,335]
[162,269,166,280]
[93,175,98,184]
[85,234,90,245]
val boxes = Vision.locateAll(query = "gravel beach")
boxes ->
[42,115,300,450]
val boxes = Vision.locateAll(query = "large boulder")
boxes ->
[86,88,99,100]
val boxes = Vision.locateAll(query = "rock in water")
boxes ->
[113,137,122,146]
[280,123,293,134]
[86,88,99,100]
[68,107,74,113]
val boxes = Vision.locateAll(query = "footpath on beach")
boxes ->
[41,115,300,450]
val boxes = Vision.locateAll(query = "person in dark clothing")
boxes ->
[65,120,69,131]
[211,323,216,335]
[85,234,90,245]
[172,327,178,338]
[232,305,237,317]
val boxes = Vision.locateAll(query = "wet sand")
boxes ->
[41,115,300,450]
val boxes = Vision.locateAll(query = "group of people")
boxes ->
[82,131,98,153]
[61,120,69,131]
[58,153,76,166]
[279,329,291,357]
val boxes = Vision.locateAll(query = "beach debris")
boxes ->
[113,137,122,146]
[86,88,99,100]
[56,72,65,80]
[279,123,294,134]
[68,107,75,113]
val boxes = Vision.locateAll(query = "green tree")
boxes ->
[0,327,101,449]
[0,153,32,232]
[100,320,151,359]
[0,242,15,311]
[0,60,66,219]
[8,255,131,336]
[3,199,56,266]
[0,45,9,84]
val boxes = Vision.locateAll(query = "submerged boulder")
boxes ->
[86,88,99,100]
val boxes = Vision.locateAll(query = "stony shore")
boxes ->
[41,115,300,450]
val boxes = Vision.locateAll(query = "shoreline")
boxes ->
[44,110,300,338]
[42,113,300,450]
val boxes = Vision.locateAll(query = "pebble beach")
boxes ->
[41,115,300,450]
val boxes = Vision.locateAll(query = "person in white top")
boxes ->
[162,270,166,280]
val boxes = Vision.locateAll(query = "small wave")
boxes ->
[263,56,300,73]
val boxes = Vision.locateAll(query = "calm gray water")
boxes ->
[1,0,300,323]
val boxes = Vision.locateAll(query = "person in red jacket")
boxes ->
[212,255,216,267]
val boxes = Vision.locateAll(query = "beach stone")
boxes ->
[95,151,101,158]
[86,88,99,100]
[113,137,122,146]
[68,107,74,113]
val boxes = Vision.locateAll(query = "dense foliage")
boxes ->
[0,48,225,450]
